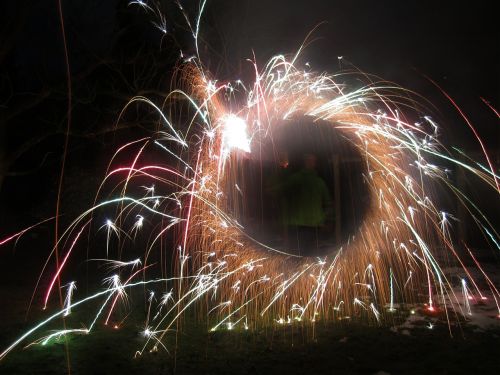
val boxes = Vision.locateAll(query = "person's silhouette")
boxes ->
[282,153,331,255]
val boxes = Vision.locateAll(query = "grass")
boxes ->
[1,299,499,374]
[0,247,498,374]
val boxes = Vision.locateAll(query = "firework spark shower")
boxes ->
[0,1,499,372]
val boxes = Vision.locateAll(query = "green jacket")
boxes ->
[277,169,331,227]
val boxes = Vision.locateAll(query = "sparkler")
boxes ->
[1,2,499,364]
[63,281,76,317]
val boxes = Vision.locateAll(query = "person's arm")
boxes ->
[267,168,296,193]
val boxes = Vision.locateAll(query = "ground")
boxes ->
[0,228,499,374]
[1,279,499,374]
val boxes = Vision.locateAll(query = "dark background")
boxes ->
[0,1,498,373]
[1,0,498,228]
[0,0,497,273]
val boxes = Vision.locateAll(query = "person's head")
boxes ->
[303,153,317,170]
[278,151,289,168]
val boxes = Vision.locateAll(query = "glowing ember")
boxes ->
[222,114,251,154]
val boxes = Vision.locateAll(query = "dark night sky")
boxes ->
[4,1,499,92]
[205,0,497,81]
[3,0,498,136]
[201,1,499,147]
